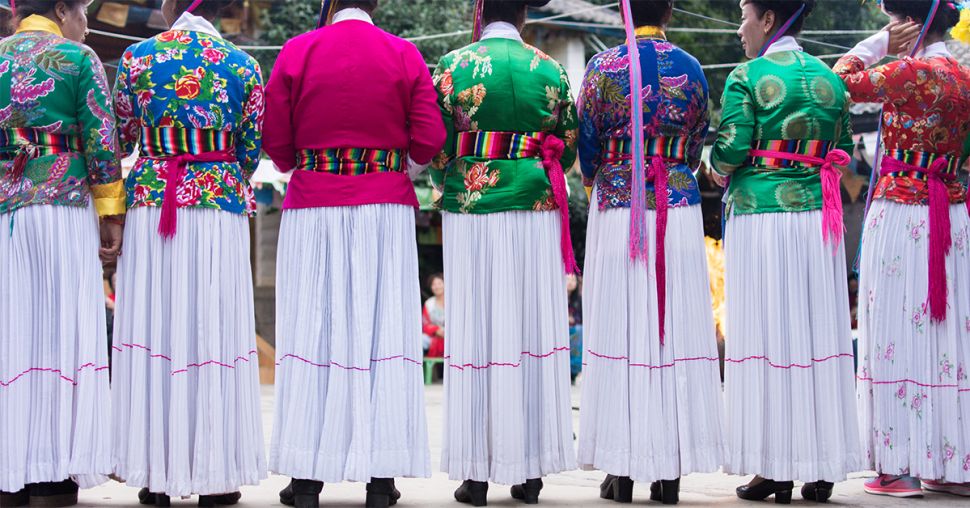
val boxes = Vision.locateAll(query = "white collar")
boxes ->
[332,7,374,25]
[918,41,951,59]
[762,35,803,56]
[481,21,523,42]
[171,11,221,38]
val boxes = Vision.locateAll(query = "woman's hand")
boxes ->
[99,216,124,265]
[886,20,923,56]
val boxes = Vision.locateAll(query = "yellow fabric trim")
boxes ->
[91,181,126,217]
[16,15,63,36]
[584,186,592,201]
[634,26,666,40]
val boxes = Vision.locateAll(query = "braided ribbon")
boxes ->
[647,156,669,345]
[757,3,807,57]
[472,0,485,41]
[186,0,204,13]
[880,156,953,322]
[317,0,337,28]
[749,148,850,252]
[149,150,235,239]
[539,135,581,275]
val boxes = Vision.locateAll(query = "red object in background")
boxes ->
[422,305,444,358]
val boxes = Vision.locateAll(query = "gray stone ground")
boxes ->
[78,384,967,507]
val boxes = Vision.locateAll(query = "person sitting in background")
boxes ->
[423,273,445,357]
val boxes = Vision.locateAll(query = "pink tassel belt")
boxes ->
[1,128,81,182]
[880,156,957,322]
[144,150,236,239]
[454,131,579,274]
[748,148,850,250]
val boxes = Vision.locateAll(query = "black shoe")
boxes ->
[454,480,488,507]
[291,480,324,508]
[198,492,241,506]
[366,478,397,508]
[0,488,28,507]
[388,478,401,506]
[28,480,79,507]
[280,480,295,506]
[510,478,543,504]
[600,476,617,500]
[611,476,633,503]
[137,488,171,506]
[736,477,794,504]
[801,481,834,503]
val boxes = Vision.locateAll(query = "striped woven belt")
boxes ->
[881,148,959,181]
[0,128,82,158]
[296,148,404,175]
[138,126,234,157]
[748,139,834,169]
[454,131,548,159]
[599,136,687,164]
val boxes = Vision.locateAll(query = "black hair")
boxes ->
[13,0,87,18]
[882,0,961,36]
[482,0,551,25]
[175,0,236,19]
[426,272,444,289]
[334,0,379,12]
[743,0,817,36]
[629,0,673,27]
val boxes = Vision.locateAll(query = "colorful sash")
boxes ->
[296,148,404,175]
[749,139,850,250]
[880,155,958,323]
[455,130,579,275]
[139,127,236,239]
[0,128,82,181]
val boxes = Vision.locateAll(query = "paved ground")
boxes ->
[79,384,967,507]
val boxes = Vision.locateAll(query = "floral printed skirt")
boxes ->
[270,205,430,483]
[111,207,266,496]
[857,200,970,482]
[0,204,112,493]
[722,210,861,482]
[578,198,724,482]
[440,210,575,485]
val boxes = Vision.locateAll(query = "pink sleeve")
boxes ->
[404,44,446,165]
[262,43,297,172]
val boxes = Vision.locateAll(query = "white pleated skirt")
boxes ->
[578,196,724,482]
[0,205,112,493]
[111,207,266,497]
[857,200,970,482]
[440,210,575,485]
[270,205,430,483]
[723,210,861,483]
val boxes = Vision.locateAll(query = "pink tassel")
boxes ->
[926,158,952,322]
[153,150,236,239]
[647,156,668,345]
[471,0,485,42]
[820,150,850,252]
[540,135,580,274]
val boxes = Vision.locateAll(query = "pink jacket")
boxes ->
[263,19,445,209]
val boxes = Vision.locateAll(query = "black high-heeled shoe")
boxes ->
[198,492,241,507]
[291,480,324,508]
[366,478,398,508]
[801,481,834,503]
[612,476,633,503]
[649,479,680,505]
[510,478,543,504]
[454,480,488,507]
[0,488,28,507]
[137,488,171,507]
[280,480,295,506]
[29,480,79,507]
[600,475,618,500]
[736,478,794,504]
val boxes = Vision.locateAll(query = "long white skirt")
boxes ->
[857,200,970,482]
[270,205,430,483]
[0,205,111,492]
[440,210,575,485]
[723,210,861,482]
[111,207,266,497]
[578,197,724,482]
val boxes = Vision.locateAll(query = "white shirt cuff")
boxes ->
[848,31,889,68]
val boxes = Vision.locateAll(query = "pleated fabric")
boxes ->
[440,210,575,486]
[0,205,112,493]
[111,207,266,497]
[722,210,862,483]
[857,200,970,482]
[270,205,430,483]
[578,195,724,483]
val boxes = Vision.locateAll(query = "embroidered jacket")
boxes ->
[834,37,970,206]
[578,33,709,210]
[712,39,854,216]
[114,12,264,216]
[431,27,578,214]
[0,15,123,216]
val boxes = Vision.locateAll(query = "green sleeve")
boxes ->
[430,56,456,195]
[554,65,578,171]
[711,65,754,175]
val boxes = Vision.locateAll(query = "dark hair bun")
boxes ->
[882,0,960,35]
[525,0,552,6]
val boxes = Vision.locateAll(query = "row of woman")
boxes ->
[0,0,968,508]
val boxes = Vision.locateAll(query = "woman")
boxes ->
[431,0,578,504]
[110,0,266,504]
[576,1,723,504]
[0,1,121,506]
[711,0,861,503]
[835,1,970,498]
[423,273,446,358]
